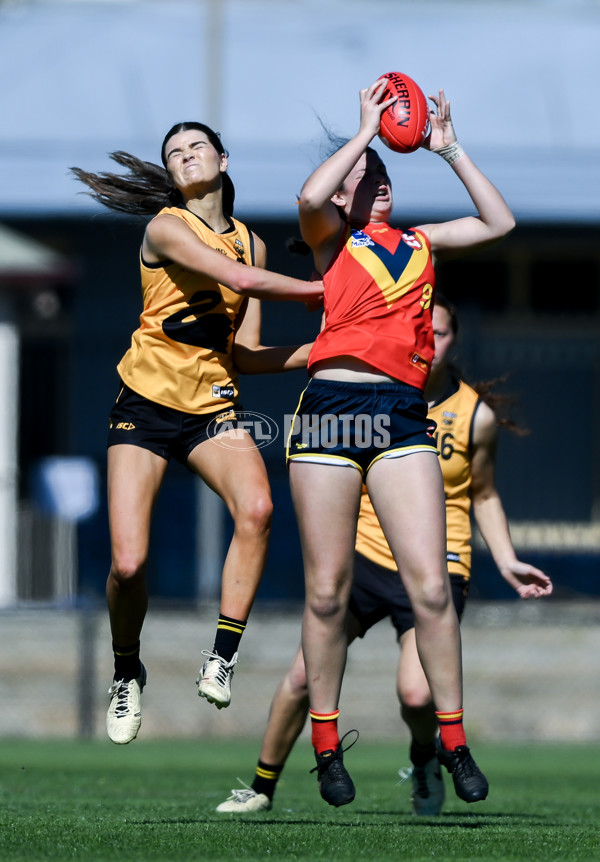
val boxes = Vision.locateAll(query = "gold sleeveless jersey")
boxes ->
[355,379,481,580]
[117,206,253,414]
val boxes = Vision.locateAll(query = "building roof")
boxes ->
[0,223,73,285]
[0,0,598,223]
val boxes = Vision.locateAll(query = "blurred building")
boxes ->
[0,0,598,605]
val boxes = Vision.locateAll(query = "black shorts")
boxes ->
[286,378,437,475]
[349,550,469,639]
[107,382,244,466]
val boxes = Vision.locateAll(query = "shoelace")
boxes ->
[229,788,258,803]
[452,747,479,779]
[200,651,237,686]
[397,766,413,785]
[310,729,359,777]
[397,765,429,797]
[231,787,256,802]
[108,680,132,718]
[225,779,256,803]
[412,766,430,798]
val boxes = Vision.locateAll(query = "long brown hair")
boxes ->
[70,122,235,217]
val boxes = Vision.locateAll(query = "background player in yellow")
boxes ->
[216,294,553,815]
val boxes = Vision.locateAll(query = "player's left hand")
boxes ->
[423,89,457,151]
[503,560,554,599]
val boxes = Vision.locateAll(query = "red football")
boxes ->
[377,72,430,154]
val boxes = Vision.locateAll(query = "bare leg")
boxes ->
[366,452,463,713]
[288,462,363,715]
[105,443,168,744]
[106,444,168,645]
[258,645,310,765]
[258,611,365,766]
[189,430,273,621]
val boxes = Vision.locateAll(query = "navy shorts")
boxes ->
[349,550,469,639]
[107,382,244,466]
[286,377,437,475]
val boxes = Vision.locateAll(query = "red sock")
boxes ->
[310,709,340,754]
[436,708,466,751]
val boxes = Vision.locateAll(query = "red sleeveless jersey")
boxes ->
[308,223,435,389]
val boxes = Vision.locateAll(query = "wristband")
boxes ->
[433,141,465,165]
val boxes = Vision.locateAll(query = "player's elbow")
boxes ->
[492,211,516,241]
[500,212,516,237]
[297,188,327,216]
[233,344,264,374]
[228,267,261,295]
[232,344,252,373]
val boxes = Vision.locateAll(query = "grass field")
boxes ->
[0,739,598,861]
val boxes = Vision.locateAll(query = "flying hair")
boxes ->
[70,122,235,217]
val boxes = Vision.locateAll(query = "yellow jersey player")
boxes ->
[72,123,322,745]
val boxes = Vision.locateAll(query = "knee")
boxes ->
[110,553,147,589]
[412,577,451,618]
[233,491,273,536]
[400,682,434,713]
[306,587,345,622]
[285,664,309,702]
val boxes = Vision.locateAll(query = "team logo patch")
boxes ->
[214,409,237,425]
[442,410,456,426]
[213,385,235,399]
[234,239,245,256]
[401,231,423,250]
[351,230,375,248]
[410,352,430,375]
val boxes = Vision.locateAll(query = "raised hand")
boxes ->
[423,89,457,151]
[359,78,397,139]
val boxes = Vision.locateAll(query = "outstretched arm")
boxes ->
[417,90,516,260]
[470,401,553,599]
[143,215,323,305]
[232,236,316,374]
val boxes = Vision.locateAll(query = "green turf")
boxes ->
[0,739,598,861]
